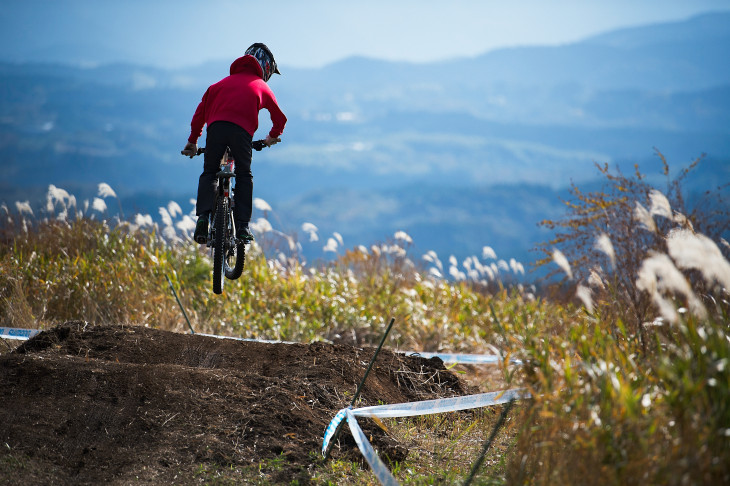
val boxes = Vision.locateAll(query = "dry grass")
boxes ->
[2,161,729,485]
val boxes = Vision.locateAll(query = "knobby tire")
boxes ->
[225,240,245,280]
[212,196,227,295]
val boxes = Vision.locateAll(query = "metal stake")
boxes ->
[165,274,195,334]
[463,399,515,486]
[323,317,396,459]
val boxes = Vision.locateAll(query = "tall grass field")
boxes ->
[1,159,728,485]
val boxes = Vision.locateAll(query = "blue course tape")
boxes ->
[0,327,40,341]
[321,408,348,456]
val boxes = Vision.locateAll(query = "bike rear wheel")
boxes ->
[212,196,228,295]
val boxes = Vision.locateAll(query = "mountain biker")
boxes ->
[182,42,287,244]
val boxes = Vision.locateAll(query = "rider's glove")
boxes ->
[264,135,281,147]
[182,142,198,158]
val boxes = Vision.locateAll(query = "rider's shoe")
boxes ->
[194,214,209,244]
[236,223,254,244]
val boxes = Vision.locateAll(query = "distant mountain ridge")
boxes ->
[585,12,730,48]
[1,12,728,267]
[6,13,729,99]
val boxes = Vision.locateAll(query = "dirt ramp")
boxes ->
[1,322,467,484]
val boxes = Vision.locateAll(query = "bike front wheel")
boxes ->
[212,196,229,295]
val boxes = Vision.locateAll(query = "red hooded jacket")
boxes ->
[188,55,287,143]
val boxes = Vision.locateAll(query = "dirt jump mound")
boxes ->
[0,322,468,484]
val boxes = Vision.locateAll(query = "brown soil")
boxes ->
[0,322,469,484]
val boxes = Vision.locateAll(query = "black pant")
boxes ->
[196,121,253,225]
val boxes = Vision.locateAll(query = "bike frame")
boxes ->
[208,149,236,248]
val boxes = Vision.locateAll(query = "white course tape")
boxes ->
[202,336,522,367]
[406,352,522,365]
[2,325,520,369]
[198,336,518,366]
[321,387,528,485]
[197,333,296,344]
[321,390,528,455]
[346,408,399,486]
[0,327,40,341]
[351,388,529,419]
[2,329,520,369]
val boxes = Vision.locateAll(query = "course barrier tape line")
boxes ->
[322,388,529,485]
[323,389,526,442]
[350,388,529,419]
[0,327,522,365]
[0,311,514,367]
[405,351,522,365]
[346,408,399,486]
[177,332,526,367]
[322,390,528,456]
[197,335,522,366]
[196,333,296,344]
[0,327,40,341]
[5,329,524,368]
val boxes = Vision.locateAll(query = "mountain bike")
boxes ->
[183,140,269,294]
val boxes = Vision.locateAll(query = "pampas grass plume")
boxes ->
[667,228,730,290]
[552,249,573,280]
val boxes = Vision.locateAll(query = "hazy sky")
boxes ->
[2,0,729,68]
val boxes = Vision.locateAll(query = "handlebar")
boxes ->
[252,140,268,151]
[181,139,273,158]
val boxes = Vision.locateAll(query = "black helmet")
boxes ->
[245,43,280,82]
